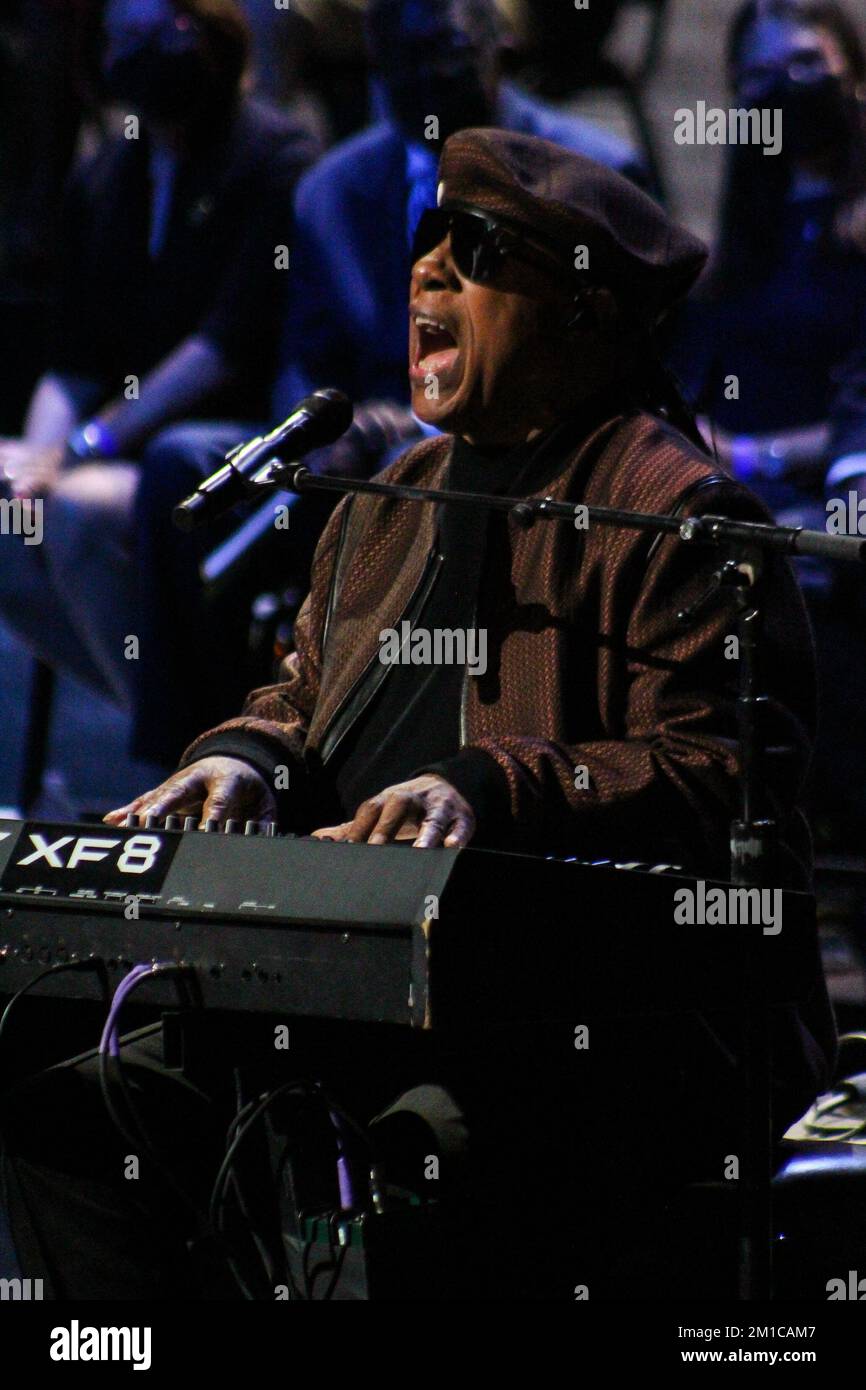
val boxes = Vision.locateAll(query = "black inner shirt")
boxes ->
[330,432,538,820]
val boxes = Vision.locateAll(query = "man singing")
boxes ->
[2,131,834,1300]
[109,129,816,884]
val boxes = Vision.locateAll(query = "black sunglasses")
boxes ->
[410,204,565,285]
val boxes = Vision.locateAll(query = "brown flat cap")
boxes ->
[437,128,707,327]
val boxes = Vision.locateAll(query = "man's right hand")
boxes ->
[103,756,278,828]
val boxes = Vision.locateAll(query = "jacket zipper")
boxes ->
[318,546,444,766]
[459,601,476,748]
[321,500,353,656]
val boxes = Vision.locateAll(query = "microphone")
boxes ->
[172,388,353,532]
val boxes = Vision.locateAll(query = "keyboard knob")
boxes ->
[224,819,240,835]
[165,815,181,830]
[204,818,220,832]
[244,820,259,836]
[262,821,277,838]
[124,812,138,828]
[183,816,199,832]
[144,812,161,829]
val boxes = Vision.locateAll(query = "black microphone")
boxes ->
[172,388,353,532]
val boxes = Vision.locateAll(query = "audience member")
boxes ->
[0,0,320,765]
[667,0,866,844]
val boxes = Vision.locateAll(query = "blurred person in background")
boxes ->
[497,0,625,99]
[0,0,320,770]
[131,0,651,766]
[0,0,104,299]
[275,0,650,428]
[0,0,104,434]
[239,0,371,144]
[667,0,866,845]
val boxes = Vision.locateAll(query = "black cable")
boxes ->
[307,1218,348,1301]
[216,1082,374,1210]
[230,1167,276,1286]
[0,957,110,1065]
[98,965,205,1175]
[301,1230,315,1300]
[212,1079,373,1301]
[219,1084,318,1301]
[212,1087,317,1220]
[98,1040,280,1300]
[96,963,275,1298]
[317,1245,348,1301]
[101,970,371,1302]
[97,1046,210,1226]
[225,1069,280,1290]
[222,1090,279,1296]
[211,1081,323,1300]
[270,1127,312,1301]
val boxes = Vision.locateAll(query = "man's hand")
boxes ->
[0,441,65,498]
[104,756,278,828]
[311,773,475,848]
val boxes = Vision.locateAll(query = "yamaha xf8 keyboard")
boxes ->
[0,817,820,1027]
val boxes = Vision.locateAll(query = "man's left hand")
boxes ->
[311,773,475,848]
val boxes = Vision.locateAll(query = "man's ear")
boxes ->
[565,286,619,336]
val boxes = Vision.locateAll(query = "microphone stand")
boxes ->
[252,456,865,1299]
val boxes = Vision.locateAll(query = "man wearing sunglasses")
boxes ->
[106,126,832,1169]
[2,131,834,1300]
[111,128,820,883]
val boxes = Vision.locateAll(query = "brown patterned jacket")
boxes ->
[181,403,817,882]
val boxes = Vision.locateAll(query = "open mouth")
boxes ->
[411,313,461,381]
